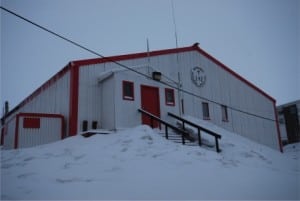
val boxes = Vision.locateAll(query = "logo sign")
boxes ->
[191,66,206,87]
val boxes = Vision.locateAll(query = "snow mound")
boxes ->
[1,125,299,200]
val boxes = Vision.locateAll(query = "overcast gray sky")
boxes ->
[1,0,299,112]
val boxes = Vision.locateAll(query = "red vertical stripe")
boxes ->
[69,64,79,136]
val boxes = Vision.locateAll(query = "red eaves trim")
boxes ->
[14,113,65,149]
[2,64,70,121]
[273,103,283,152]
[68,63,79,136]
[72,45,275,103]
[72,46,195,66]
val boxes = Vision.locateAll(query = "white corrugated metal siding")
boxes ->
[3,117,16,149]
[83,50,279,150]
[18,115,63,148]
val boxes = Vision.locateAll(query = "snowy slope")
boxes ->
[1,123,299,200]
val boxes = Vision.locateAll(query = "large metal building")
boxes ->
[1,44,282,151]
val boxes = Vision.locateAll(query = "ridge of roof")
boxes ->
[71,44,275,103]
[1,43,275,122]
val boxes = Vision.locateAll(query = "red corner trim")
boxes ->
[69,64,79,136]
[273,103,283,152]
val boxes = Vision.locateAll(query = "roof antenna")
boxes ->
[171,0,183,117]
[146,38,151,75]
[171,0,178,48]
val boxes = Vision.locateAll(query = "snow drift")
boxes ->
[1,123,299,200]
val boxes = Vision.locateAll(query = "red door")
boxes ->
[141,85,160,128]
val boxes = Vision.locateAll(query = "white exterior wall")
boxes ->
[18,116,63,148]
[76,49,279,150]
[101,76,115,130]
[113,68,179,129]
[3,117,16,149]
[20,72,70,114]
[2,70,70,148]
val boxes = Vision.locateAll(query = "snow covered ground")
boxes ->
[1,119,300,200]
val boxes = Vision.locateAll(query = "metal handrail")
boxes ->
[138,109,189,145]
[168,112,221,152]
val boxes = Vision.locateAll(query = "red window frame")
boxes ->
[23,117,40,129]
[165,88,175,106]
[122,80,134,101]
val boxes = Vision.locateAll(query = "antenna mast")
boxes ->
[171,0,178,48]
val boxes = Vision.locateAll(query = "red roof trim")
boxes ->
[194,46,275,103]
[3,44,275,124]
[72,44,275,103]
[72,46,195,66]
[2,64,71,120]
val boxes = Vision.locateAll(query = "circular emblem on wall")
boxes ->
[191,66,206,87]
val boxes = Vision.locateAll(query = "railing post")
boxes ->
[181,133,185,145]
[197,128,202,146]
[165,125,168,139]
[150,117,154,128]
[182,121,185,130]
[215,137,220,153]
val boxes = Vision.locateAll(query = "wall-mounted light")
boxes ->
[152,71,162,81]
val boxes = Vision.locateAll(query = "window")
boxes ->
[202,102,210,120]
[221,105,228,122]
[23,117,40,129]
[165,88,175,106]
[122,81,134,100]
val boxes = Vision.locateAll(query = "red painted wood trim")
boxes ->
[23,117,40,129]
[273,103,283,152]
[72,46,194,66]
[68,64,79,136]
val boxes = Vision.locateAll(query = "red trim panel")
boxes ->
[69,64,79,136]
[23,118,40,129]
[273,103,283,152]
[72,46,194,66]
[14,113,65,149]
